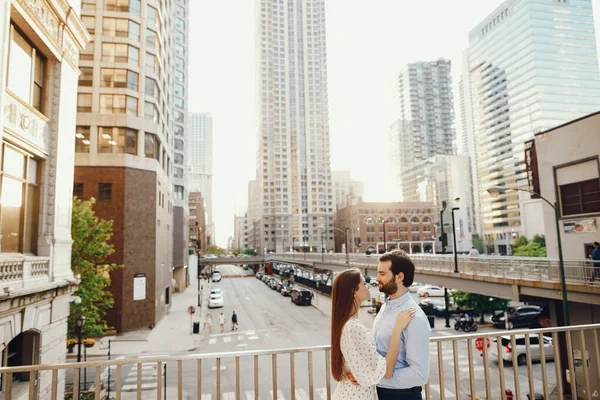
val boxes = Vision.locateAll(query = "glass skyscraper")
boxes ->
[461,0,600,252]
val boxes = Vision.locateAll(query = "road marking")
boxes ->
[209,338,217,344]
[428,384,455,398]
[124,376,157,383]
[138,355,168,359]
[238,335,245,341]
[315,388,328,400]
[245,391,255,400]
[248,336,259,340]
[270,390,285,400]
[211,365,227,371]
[121,383,158,391]
[237,343,248,347]
[246,331,256,335]
[202,395,212,400]
[295,389,309,400]
[434,330,455,336]
[223,392,236,400]
[224,337,232,343]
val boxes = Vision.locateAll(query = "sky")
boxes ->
[188,0,600,248]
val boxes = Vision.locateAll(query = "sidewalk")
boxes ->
[73,279,212,360]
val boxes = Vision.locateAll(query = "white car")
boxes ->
[208,294,224,309]
[212,273,221,282]
[417,285,445,297]
[490,335,554,365]
[210,289,222,296]
[410,282,426,293]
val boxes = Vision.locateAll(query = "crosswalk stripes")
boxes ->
[428,384,456,398]
[202,389,329,400]
[121,363,159,392]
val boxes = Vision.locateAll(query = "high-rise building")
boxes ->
[189,192,208,256]
[391,59,455,195]
[189,113,214,243]
[332,171,364,211]
[246,180,263,253]
[233,214,247,250]
[256,0,334,253]
[461,0,600,252]
[0,1,89,396]
[75,0,190,332]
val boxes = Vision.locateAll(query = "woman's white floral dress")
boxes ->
[332,318,386,400]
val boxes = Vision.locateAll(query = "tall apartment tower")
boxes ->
[461,0,600,252]
[256,0,334,253]
[390,59,455,196]
[332,171,364,211]
[189,113,214,243]
[75,0,190,332]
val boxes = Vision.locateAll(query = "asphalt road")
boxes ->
[68,272,557,399]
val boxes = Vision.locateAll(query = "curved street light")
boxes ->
[487,185,569,326]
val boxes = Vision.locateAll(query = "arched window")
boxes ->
[400,217,409,224]
[422,217,431,224]
[385,217,397,224]
[411,217,420,224]
[365,217,375,224]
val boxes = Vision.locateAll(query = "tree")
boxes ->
[532,234,546,247]
[471,235,484,253]
[451,291,509,323]
[243,248,257,256]
[512,235,547,257]
[513,236,529,248]
[206,245,226,256]
[69,198,122,338]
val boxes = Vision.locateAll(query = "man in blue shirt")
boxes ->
[592,242,600,281]
[372,250,431,399]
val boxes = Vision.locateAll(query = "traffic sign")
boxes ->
[188,306,196,315]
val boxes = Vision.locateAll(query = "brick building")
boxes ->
[334,201,436,254]
[189,192,208,256]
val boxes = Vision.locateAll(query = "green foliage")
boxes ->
[451,291,509,317]
[69,198,122,338]
[243,248,257,256]
[532,234,546,247]
[513,236,529,248]
[206,245,226,255]
[513,242,547,257]
[471,235,484,253]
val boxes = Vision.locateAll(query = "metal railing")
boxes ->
[1,324,598,400]
[270,253,600,286]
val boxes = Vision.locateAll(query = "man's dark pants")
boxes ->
[377,387,422,400]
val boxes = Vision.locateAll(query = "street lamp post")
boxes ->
[451,205,460,274]
[321,232,326,261]
[333,227,351,266]
[74,316,86,398]
[487,186,569,326]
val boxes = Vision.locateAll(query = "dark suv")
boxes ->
[491,306,543,329]
[290,289,312,305]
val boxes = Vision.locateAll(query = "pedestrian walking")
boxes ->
[592,241,600,281]
[231,311,238,331]
[469,246,480,259]
[219,312,225,333]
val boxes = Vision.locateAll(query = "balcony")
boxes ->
[0,324,598,400]
[0,256,50,293]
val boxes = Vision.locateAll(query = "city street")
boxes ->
[70,267,557,399]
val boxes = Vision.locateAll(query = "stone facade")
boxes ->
[0,0,89,398]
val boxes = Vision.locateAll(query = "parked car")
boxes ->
[491,306,543,330]
[262,275,270,283]
[410,282,426,293]
[365,246,376,255]
[290,289,312,305]
[212,272,221,282]
[210,289,222,296]
[417,285,445,297]
[256,272,264,279]
[269,279,279,290]
[490,335,554,365]
[208,294,224,309]
[280,284,292,297]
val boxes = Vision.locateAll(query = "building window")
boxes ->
[82,16,95,34]
[0,143,40,254]
[104,0,140,15]
[75,126,91,152]
[77,94,92,112]
[102,43,139,63]
[144,102,159,123]
[174,185,184,200]
[145,28,156,49]
[7,25,45,112]
[174,153,184,165]
[98,127,137,154]
[174,110,184,123]
[102,18,140,40]
[145,52,159,75]
[98,183,112,201]
[145,77,159,99]
[79,67,93,86]
[560,178,600,216]
[82,0,95,9]
[174,139,184,151]
[100,68,138,90]
[100,94,137,115]
[174,125,184,137]
[73,183,84,198]
[144,133,160,159]
[147,6,158,27]
[174,167,184,179]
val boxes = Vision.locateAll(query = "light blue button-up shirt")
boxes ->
[372,291,431,389]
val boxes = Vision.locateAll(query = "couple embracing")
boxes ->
[331,250,430,400]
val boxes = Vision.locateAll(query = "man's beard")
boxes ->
[379,278,398,295]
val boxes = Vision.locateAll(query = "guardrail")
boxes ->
[269,253,599,286]
[0,257,50,290]
[1,324,598,399]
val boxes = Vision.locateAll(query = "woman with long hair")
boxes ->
[331,268,415,399]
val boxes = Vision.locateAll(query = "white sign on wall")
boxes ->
[133,273,146,301]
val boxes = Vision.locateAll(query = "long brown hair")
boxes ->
[330,268,361,381]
